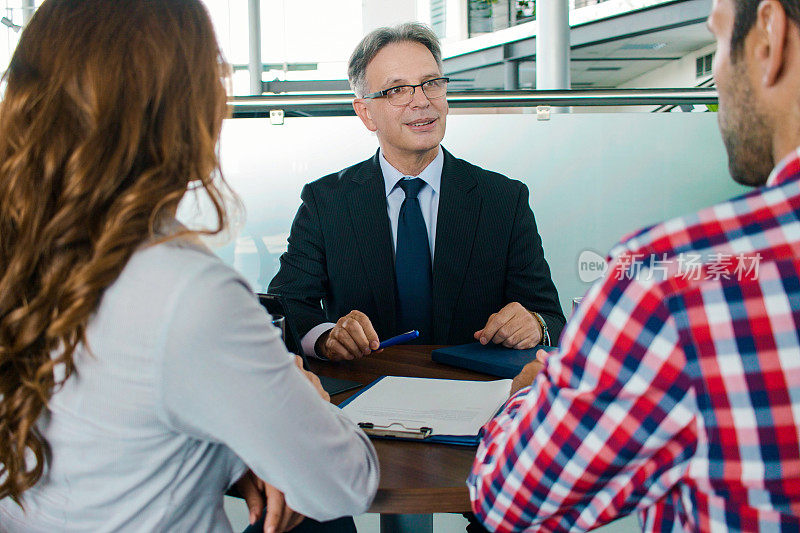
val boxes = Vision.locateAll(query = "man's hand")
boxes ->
[316,310,380,361]
[294,356,329,402]
[234,471,305,533]
[474,302,542,349]
[510,358,545,396]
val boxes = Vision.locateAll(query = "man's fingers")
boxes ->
[263,484,285,533]
[494,326,527,348]
[508,336,538,350]
[482,303,542,348]
[509,361,543,396]
[328,326,360,359]
[325,338,355,361]
[510,376,526,396]
[350,312,380,350]
[479,313,503,344]
[341,317,372,355]
[500,322,528,347]
[337,312,375,355]
[516,337,539,350]
[344,311,380,352]
[501,313,541,348]
[513,312,544,349]
[494,302,521,323]
[483,303,523,343]
[490,316,523,345]
[326,311,380,358]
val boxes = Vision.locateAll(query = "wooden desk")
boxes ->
[306,345,495,515]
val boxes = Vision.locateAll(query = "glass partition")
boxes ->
[181,110,747,316]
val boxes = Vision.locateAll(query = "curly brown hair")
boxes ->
[0,0,232,505]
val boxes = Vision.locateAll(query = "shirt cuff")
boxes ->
[301,322,336,359]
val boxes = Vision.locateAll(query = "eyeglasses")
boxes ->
[362,77,450,106]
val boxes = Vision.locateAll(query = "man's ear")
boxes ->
[755,0,789,87]
[353,99,378,132]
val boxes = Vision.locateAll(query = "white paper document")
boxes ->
[341,376,512,437]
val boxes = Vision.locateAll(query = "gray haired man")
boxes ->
[270,23,565,363]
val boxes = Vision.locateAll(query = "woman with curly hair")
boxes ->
[0,1,378,531]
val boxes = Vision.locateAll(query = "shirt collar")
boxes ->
[380,146,443,198]
[766,146,800,187]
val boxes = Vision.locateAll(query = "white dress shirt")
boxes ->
[301,147,443,357]
[382,146,443,258]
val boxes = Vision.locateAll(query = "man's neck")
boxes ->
[773,134,800,170]
[381,146,440,176]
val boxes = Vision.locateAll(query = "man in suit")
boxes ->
[270,23,564,361]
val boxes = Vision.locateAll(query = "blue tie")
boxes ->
[395,178,433,343]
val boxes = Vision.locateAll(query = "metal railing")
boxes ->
[229,88,718,118]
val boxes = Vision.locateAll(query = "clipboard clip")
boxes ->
[358,422,433,440]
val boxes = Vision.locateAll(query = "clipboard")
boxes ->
[338,376,511,446]
[356,422,433,440]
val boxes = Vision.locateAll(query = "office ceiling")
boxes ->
[444,0,715,90]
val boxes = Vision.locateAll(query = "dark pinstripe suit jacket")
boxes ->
[269,148,565,348]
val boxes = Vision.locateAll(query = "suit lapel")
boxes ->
[347,151,397,330]
[432,149,481,342]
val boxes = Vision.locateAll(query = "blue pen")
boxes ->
[376,330,419,351]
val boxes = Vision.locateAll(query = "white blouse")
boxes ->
[0,235,378,532]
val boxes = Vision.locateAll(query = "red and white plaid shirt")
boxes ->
[468,150,800,532]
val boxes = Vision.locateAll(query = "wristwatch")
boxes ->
[531,312,550,346]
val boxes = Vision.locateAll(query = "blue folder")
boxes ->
[339,376,487,446]
[431,342,557,379]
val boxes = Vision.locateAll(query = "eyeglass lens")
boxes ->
[387,79,448,105]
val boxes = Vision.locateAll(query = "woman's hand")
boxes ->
[294,355,330,402]
[234,470,306,532]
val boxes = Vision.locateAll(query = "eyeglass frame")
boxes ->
[361,77,450,106]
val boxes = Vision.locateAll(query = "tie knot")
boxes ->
[398,178,425,200]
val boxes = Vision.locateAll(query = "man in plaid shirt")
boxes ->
[467,0,800,531]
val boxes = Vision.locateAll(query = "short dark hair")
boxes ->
[347,22,442,97]
[731,0,800,58]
